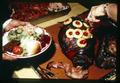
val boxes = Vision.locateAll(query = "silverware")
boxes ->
[37,66,58,79]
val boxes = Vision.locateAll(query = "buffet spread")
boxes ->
[2,2,117,80]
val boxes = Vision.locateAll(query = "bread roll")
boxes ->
[26,40,41,55]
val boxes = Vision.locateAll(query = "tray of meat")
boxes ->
[10,2,71,24]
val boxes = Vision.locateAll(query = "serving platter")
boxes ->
[10,2,71,25]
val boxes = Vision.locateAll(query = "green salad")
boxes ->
[7,26,39,42]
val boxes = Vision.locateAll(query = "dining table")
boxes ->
[12,3,115,80]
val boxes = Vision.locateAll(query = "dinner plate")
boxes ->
[2,24,52,58]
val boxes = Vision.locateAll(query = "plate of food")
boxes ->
[2,24,52,58]
[10,2,71,22]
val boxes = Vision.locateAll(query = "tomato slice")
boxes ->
[12,46,23,55]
